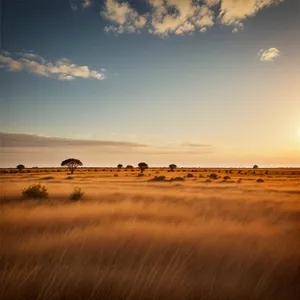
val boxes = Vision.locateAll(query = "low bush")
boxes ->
[209,173,218,180]
[187,173,194,178]
[65,176,73,180]
[69,187,84,201]
[205,179,212,183]
[223,176,231,180]
[149,175,166,182]
[137,173,144,177]
[170,177,184,182]
[256,179,264,183]
[114,174,119,177]
[22,184,48,199]
[40,176,54,180]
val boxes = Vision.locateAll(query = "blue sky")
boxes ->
[0,0,299,167]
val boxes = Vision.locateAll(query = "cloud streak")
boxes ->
[181,143,212,147]
[101,0,282,37]
[0,51,105,81]
[0,133,148,148]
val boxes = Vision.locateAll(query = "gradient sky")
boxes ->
[0,0,299,167]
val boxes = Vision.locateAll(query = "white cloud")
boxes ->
[102,0,147,34]
[218,0,279,26]
[0,51,105,80]
[258,48,280,62]
[101,0,283,37]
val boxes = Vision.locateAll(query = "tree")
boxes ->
[61,158,83,174]
[17,164,25,172]
[117,164,123,169]
[253,165,259,169]
[138,162,148,173]
[125,165,134,169]
[169,164,177,172]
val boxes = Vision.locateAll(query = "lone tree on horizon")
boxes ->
[138,162,148,174]
[169,164,177,172]
[17,164,25,172]
[253,165,259,169]
[117,164,123,169]
[61,158,83,174]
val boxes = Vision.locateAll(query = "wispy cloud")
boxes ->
[0,133,148,148]
[69,0,93,11]
[101,0,282,37]
[0,51,105,80]
[258,48,280,62]
[181,143,212,147]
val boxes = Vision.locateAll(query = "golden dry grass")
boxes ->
[1,168,300,300]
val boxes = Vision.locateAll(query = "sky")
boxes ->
[0,0,300,168]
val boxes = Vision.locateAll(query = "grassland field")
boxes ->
[1,167,300,300]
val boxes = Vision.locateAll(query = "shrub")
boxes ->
[40,176,54,180]
[237,178,242,183]
[65,176,73,180]
[256,179,264,183]
[114,174,118,177]
[22,184,48,199]
[199,175,204,178]
[187,173,194,178]
[265,170,269,175]
[70,187,84,201]
[209,173,218,180]
[149,175,166,182]
[137,173,144,177]
[205,179,212,183]
[170,177,184,182]
[223,176,231,180]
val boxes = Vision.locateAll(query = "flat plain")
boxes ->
[1,168,300,300]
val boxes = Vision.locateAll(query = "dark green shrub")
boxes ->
[65,176,73,180]
[256,179,264,183]
[22,184,48,199]
[224,176,231,180]
[187,173,194,178]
